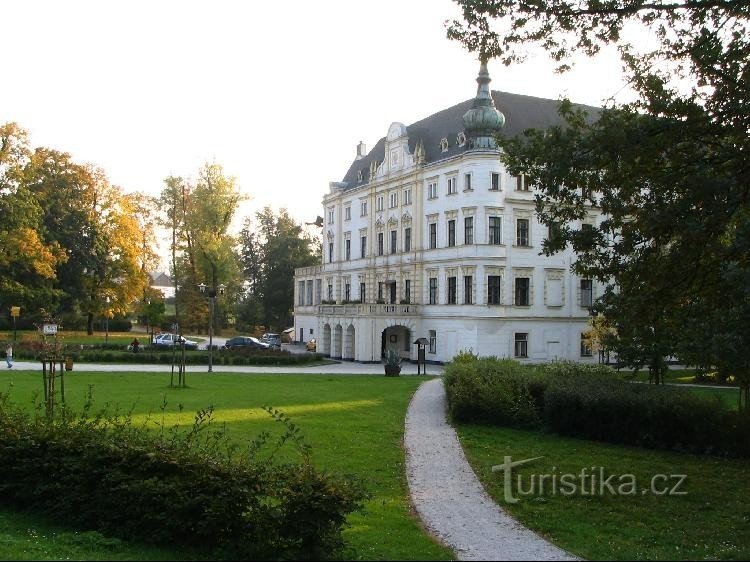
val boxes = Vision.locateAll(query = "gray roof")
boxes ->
[150,272,173,287]
[341,90,600,189]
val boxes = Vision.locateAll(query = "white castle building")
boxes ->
[294,63,600,363]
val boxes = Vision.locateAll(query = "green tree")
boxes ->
[448,1,749,399]
[158,165,243,333]
[238,207,320,331]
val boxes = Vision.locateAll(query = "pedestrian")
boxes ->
[131,338,140,353]
[5,344,12,369]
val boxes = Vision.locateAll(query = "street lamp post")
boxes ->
[105,296,111,345]
[199,282,226,373]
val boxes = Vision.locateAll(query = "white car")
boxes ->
[153,333,199,350]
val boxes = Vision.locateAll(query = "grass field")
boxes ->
[0,371,453,561]
[456,423,750,560]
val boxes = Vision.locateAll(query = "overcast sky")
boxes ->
[2,0,632,253]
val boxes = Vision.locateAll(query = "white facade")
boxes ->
[294,72,600,363]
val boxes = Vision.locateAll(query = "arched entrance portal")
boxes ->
[322,324,332,356]
[332,324,343,358]
[381,325,411,360]
[343,324,355,360]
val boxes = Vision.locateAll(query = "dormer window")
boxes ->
[457,132,467,147]
[357,170,363,182]
[440,137,449,152]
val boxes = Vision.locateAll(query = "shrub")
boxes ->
[445,355,750,458]
[444,357,543,428]
[543,375,748,456]
[0,395,366,559]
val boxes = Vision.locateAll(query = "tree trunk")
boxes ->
[87,311,94,335]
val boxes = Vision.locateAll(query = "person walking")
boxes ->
[5,344,12,369]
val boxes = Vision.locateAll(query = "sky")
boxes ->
[2,0,632,260]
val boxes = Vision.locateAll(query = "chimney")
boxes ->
[356,141,367,160]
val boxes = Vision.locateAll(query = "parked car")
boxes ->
[306,339,317,352]
[153,333,199,350]
[224,336,270,350]
[260,333,282,349]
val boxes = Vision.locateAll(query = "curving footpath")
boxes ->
[404,378,577,561]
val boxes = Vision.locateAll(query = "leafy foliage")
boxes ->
[444,355,749,457]
[448,1,750,402]
[0,391,366,560]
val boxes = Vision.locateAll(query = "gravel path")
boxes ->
[404,378,578,561]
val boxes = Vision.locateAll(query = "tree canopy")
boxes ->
[448,0,750,401]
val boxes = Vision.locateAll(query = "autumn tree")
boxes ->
[158,165,244,333]
[448,1,750,398]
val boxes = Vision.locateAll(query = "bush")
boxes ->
[543,375,749,456]
[0,395,366,559]
[444,355,750,458]
[444,357,543,428]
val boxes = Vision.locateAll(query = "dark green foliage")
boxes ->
[0,394,366,560]
[444,357,543,428]
[444,356,749,457]
[543,375,749,457]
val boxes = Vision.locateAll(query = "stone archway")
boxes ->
[343,324,356,360]
[322,324,332,356]
[382,324,412,360]
[332,324,343,358]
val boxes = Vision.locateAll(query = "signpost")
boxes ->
[10,306,20,342]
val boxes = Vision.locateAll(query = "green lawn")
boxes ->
[0,371,453,561]
[455,423,750,561]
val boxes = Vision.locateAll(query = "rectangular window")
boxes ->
[447,276,457,304]
[377,232,384,256]
[376,196,384,211]
[298,281,305,306]
[581,333,593,357]
[547,278,563,307]
[581,279,594,308]
[514,333,528,358]
[516,175,530,191]
[390,230,397,254]
[328,208,335,224]
[315,279,322,304]
[345,239,351,261]
[389,192,398,208]
[516,218,530,246]
[360,236,366,259]
[429,222,437,249]
[345,206,351,220]
[447,177,457,195]
[515,277,530,306]
[429,277,438,304]
[491,172,501,191]
[404,188,412,205]
[464,173,472,191]
[378,282,384,301]
[489,216,503,245]
[581,223,595,250]
[360,201,368,216]
[306,280,313,305]
[547,221,561,243]
[428,181,438,199]
[328,242,334,263]
[464,216,474,244]
[448,219,456,247]
[429,330,437,354]
[404,279,411,303]
[327,284,333,301]
[488,275,502,305]
[360,282,366,302]
[464,275,473,304]
[404,227,411,252]
[345,283,351,301]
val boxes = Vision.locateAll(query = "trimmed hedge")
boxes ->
[14,342,324,366]
[444,357,543,428]
[0,395,366,560]
[444,356,749,458]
